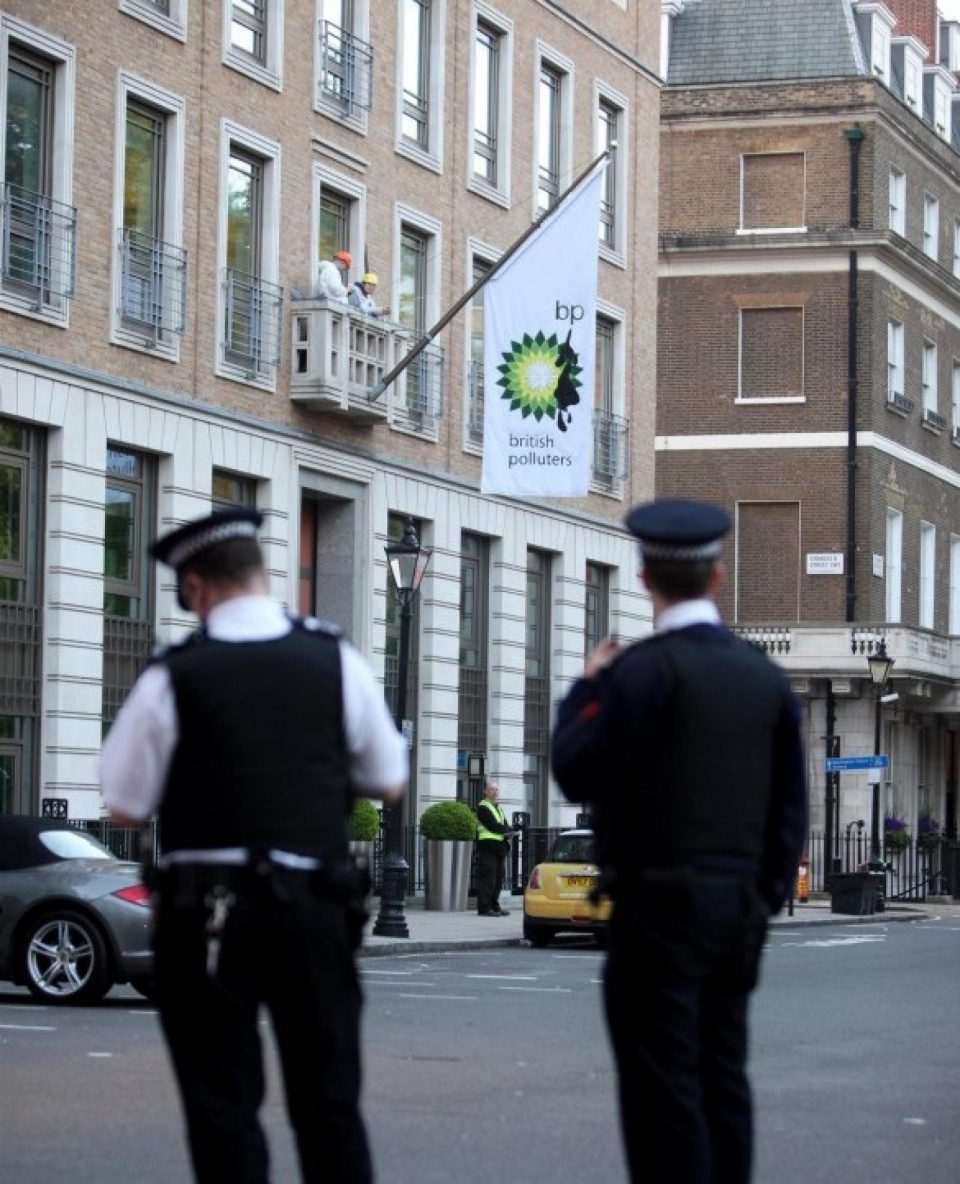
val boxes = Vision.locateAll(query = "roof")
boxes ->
[668,0,866,86]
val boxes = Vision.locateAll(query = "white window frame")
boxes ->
[922,339,938,416]
[885,507,902,624]
[738,151,807,234]
[0,16,76,327]
[462,235,500,457]
[110,72,186,360]
[532,40,574,222]
[887,320,904,401]
[466,2,513,208]
[920,520,935,629]
[923,192,939,260]
[591,298,626,499]
[594,80,628,267]
[928,66,953,140]
[953,220,960,278]
[736,306,805,404]
[950,533,960,635]
[952,361,960,442]
[871,13,891,82]
[314,0,371,134]
[391,201,442,440]
[119,0,188,42]
[888,167,905,235]
[311,163,366,296]
[394,0,447,174]
[215,119,282,391]
[904,47,922,110]
[222,0,284,92]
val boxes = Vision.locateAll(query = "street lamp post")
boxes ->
[867,640,895,859]
[373,518,431,938]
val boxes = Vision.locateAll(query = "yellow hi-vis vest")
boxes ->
[477,800,507,842]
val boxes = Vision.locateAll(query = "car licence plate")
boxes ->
[565,875,596,890]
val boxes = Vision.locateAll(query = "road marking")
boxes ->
[361,969,416,976]
[398,993,478,1001]
[0,1003,49,1011]
[365,980,438,988]
[498,985,573,993]
[781,935,886,948]
[903,1117,927,1125]
[465,974,538,981]
[127,1009,158,1015]
[0,1022,56,1032]
[88,1052,113,1058]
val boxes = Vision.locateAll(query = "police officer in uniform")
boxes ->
[100,509,406,1184]
[550,498,806,1184]
[475,780,512,916]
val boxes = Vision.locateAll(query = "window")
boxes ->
[922,340,938,416]
[739,307,803,401]
[114,77,187,355]
[735,502,800,623]
[597,97,620,250]
[396,0,446,167]
[871,16,890,81]
[524,550,551,826]
[923,193,939,260]
[885,508,902,624]
[953,362,960,441]
[223,0,283,90]
[593,314,627,491]
[313,164,365,297]
[950,534,960,635]
[954,220,960,278]
[920,521,935,629]
[887,320,904,402]
[318,189,349,262]
[473,22,499,186]
[458,533,489,788]
[904,50,922,109]
[317,0,372,119]
[211,469,257,511]
[741,153,805,231]
[218,123,282,386]
[1,21,76,320]
[537,62,562,212]
[467,253,492,448]
[889,168,905,235]
[584,562,609,657]
[394,207,443,432]
[119,0,187,41]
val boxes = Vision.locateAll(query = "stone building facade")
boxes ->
[0,0,661,826]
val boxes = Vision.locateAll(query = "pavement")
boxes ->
[359,893,941,958]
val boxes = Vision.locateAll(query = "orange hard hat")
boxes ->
[333,250,352,267]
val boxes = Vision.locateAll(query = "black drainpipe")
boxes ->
[844,125,865,623]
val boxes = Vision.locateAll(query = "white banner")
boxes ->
[481,162,605,497]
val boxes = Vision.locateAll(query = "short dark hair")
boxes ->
[179,537,264,588]
[642,556,715,600]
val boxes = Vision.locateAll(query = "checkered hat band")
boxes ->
[639,539,723,561]
[166,521,259,568]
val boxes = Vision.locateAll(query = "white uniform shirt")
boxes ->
[654,598,721,633]
[99,596,407,838]
[316,260,350,304]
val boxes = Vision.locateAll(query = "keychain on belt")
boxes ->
[204,884,236,979]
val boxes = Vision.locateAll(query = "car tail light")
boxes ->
[528,865,542,890]
[112,884,152,907]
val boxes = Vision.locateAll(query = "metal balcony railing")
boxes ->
[318,21,373,112]
[119,229,187,340]
[457,666,488,754]
[222,268,283,378]
[887,390,915,415]
[922,407,947,431]
[467,360,484,445]
[0,182,76,309]
[0,601,42,716]
[394,339,445,432]
[102,616,155,725]
[592,408,629,487]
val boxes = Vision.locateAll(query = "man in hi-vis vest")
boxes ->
[475,780,513,916]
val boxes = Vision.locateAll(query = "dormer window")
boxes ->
[856,3,896,88]
[923,66,955,142]
[872,18,890,81]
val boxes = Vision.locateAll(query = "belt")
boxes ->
[158,848,322,870]
[156,852,366,906]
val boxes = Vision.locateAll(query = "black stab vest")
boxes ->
[613,629,790,870]
[158,621,351,858]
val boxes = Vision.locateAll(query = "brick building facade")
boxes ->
[0,1,661,825]
[659,0,960,861]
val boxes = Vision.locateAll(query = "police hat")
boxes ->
[625,498,730,562]
[151,508,264,571]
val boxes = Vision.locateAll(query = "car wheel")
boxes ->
[523,918,552,948]
[21,909,112,1005]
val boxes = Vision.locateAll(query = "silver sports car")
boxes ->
[0,816,153,1004]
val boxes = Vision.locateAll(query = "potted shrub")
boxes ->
[349,798,380,874]
[917,812,941,850]
[420,800,477,911]
[883,814,911,852]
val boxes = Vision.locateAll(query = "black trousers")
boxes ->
[475,842,506,913]
[153,874,372,1184]
[603,876,769,1184]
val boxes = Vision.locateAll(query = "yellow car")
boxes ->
[523,829,612,948]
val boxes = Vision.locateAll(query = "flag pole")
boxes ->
[368,148,609,402]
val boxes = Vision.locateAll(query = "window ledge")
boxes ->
[390,419,440,443]
[0,291,70,328]
[886,394,915,417]
[735,395,805,405]
[223,49,282,93]
[463,437,484,457]
[921,412,945,434]
[736,226,808,236]
[950,430,960,447]
[216,360,278,393]
[599,243,626,270]
[589,479,625,500]
[466,177,510,210]
[315,95,368,135]
[395,138,443,176]
[118,0,186,41]
[111,325,181,363]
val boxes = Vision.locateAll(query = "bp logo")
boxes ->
[496,329,582,431]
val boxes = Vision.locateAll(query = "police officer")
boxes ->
[550,498,806,1184]
[100,509,406,1184]
[475,780,512,916]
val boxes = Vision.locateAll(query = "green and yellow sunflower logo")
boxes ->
[497,330,582,431]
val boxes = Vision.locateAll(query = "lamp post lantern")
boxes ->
[866,640,895,859]
[373,518,431,938]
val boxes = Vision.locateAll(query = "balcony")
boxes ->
[0,182,76,312]
[922,407,947,431]
[318,21,373,113]
[221,268,283,379]
[118,229,187,345]
[290,299,392,423]
[592,408,629,492]
[392,334,445,435]
[886,390,915,416]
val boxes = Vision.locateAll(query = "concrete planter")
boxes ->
[424,839,474,911]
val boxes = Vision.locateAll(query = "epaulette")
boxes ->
[146,627,207,665]
[298,615,343,639]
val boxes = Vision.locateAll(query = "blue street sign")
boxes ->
[825,754,889,772]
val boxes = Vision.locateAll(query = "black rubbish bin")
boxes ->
[830,872,882,915]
